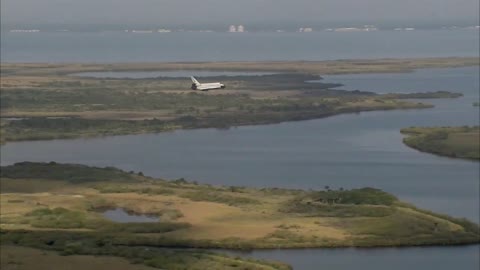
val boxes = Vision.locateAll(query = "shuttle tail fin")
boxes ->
[191,76,200,86]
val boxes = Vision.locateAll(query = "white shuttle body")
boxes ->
[190,76,225,91]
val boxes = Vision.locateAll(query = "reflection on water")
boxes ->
[102,208,159,223]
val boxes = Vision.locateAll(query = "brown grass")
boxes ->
[1,170,477,248]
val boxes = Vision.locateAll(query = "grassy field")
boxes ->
[401,126,480,160]
[1,58,476,144]
[1,162,478,251]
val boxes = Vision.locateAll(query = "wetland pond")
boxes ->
[102,208,159,223]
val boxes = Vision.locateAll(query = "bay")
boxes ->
[1,30,478,63]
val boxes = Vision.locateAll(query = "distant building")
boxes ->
[10,29,40,33]
[157,29,171,33]
[363,25,378,31]
[332,25,377,32]
[334,28,362,32]
[228,25,237,32]
[131,30,154,33]
[394,27,415,31]
[298,27,313,32]
[237,25,245,32]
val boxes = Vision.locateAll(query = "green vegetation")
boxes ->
[474,102,480,107]
[383,91,463,99]
[2,58,479,267]
[1,245,158,270]
[0,162,137,183]
[307,187,398,205]
[2,59,472,144]
[25,208,89,229]
[1,162,478,251]
[281,188,398,217]
[0,97,429,143]
[2,57,477,76]
[2,117,180,142]
[19,207,190,233]
[180,190,260,206]
[401,126,480,160]
[0,234,290,270]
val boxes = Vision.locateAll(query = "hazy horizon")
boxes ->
[2,0,479,29]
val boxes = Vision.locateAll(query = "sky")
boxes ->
[2,0,479,27]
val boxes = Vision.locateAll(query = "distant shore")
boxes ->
[2,57,478,75]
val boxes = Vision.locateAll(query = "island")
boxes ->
[383,91,463,99]
[401,126,480,160]
[1,162,479,269]
[1,57,477,144]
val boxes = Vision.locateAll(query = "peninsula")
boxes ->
[401,126,480,160]
[1,57,477,144]
[1,162,479,270]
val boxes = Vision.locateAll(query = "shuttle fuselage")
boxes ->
[191,76,225,91]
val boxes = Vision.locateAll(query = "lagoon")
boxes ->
[102,208,159,223]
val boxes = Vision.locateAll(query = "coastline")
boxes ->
[3,57,477,145]
[1,57,478,268]
[2,57,479,75]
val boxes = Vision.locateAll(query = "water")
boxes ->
[72,70,276,79]
[322,66,480,95]
[224,245,480,270]
[102,208,159,223]
[2,67,478,221]
[1,31,480,269]
[1,30,478,63]
[1,67,478,270]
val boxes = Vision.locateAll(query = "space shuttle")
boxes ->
[190,76,226,91]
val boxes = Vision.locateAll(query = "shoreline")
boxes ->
[4,58,475,144]
[1,59,480,268]
[0,103,433,145]
[2,57,479,76]
[401,126,480,161]
[1,162,479,250]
